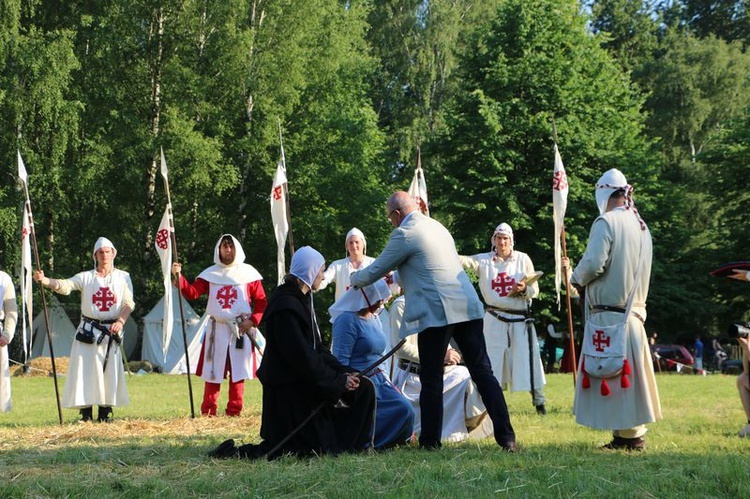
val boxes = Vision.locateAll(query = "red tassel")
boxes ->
[582,372,590,389]
[621,374,630,388]
[622,359,632,375]
[601,379,611,396]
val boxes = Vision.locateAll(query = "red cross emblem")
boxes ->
[592,329,611,352]
[216,285,238,309]
[22,227,28,239]
[92,287,116,312]
[155,228,169,250]
[272,185,283,200]
[491,272,516,297]
[552,170,568,191]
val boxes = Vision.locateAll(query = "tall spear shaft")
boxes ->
[160,151,196,418]
[19,161,63,424]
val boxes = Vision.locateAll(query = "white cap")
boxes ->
[595,168,628,215]
[345,227,366,253]
[492,223,514,250]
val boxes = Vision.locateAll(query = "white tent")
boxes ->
[141,288,204,374]
[31,295,139,360]
[31,295,75,358]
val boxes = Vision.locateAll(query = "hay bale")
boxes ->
[13,357,69,377]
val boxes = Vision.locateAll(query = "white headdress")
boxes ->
[328,278,391,322]
[491,223,514,251]
[290,246,326,288]
[92,237,117,265]
[595,168,645,229]
[345,227,367,255]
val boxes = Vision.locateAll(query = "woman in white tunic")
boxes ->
[35,237,133,422]
[0,271,18,412]
[460,223,547,414]
[319,228,375,301]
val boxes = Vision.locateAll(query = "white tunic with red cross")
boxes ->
[55,269,134,408]
[179,270,266,384]
[459,251,545,397]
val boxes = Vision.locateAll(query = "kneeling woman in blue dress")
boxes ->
[330,279,414,449]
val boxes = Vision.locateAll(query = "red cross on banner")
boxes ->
[491,272,516,297]
[216,285,238,309]
[552,170,568,191]
[92,287,116,312]
[155,228,169,250]
[592,329,611,352]
[272,185,283,201]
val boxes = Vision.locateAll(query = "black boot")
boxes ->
[97,406,113,423]
[80,407,93,422]
[208,439,239,459]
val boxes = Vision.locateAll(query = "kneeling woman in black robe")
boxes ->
[209,246,376,460]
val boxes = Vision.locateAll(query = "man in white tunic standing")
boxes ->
[0,270,18,412]
[35,237,133,422]
[460,223,547,415]
[566,168,661,450]
[173,234,267,417]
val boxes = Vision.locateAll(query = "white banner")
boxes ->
[155,205,174,363]
[408,166,429,217]
[271,153,289,285]
[552,144,569,307]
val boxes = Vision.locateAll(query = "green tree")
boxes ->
[434,0,658,323]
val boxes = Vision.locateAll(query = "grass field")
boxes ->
[0,371,748,498]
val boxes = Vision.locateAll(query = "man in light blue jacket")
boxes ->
[350,191,517,451]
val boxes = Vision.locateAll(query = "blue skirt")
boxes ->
[368,371,415,449]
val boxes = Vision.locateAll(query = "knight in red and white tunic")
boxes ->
[174,234,267,417]
[35,237,134,422]
[460,223,547,414]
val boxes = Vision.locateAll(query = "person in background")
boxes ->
[736,336,750,437]
[172,234,266,417]
[693,335,704,374]
[459,223,547,415]
[319,228,374,302]
[34,237,133,422]
[0,270,17,412]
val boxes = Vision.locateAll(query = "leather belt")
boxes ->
[398,359,420,374]
[486,308,527,323]
[591,305,645,324]
[82,316,118,325]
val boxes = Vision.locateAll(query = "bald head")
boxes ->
[386,191,417,227]
[388,191,417,214]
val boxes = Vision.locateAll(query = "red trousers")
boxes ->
[200,353,245,416]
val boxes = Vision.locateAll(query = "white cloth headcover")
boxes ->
[491,222,514,250]
[198,234,262,285]
[290,246,326,289]
[345,227,367,254]
[92,237,117,264]
[595,168,628,215]
[328,278,391,323]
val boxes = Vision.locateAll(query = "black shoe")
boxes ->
[97,406,113,423]
[237,443,267,460]
[80,407,93,422]
[208,439,239,459]
[601,436,645,451]
[535,404,547,415]
[500,441,519,453]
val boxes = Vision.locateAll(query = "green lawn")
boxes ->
[0,372,747,498]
